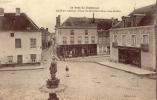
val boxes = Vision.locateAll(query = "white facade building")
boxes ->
[0,8,41,66]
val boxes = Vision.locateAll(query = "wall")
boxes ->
[0,31,42,64]
[110,25,156,70]
[141,26,156,70]
[56,28,98,45]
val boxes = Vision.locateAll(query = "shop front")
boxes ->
[118,46,141,67]
[57,44,97,58]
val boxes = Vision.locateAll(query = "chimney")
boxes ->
[56,15,61,28]
[111,17,114,27]
[16,8,20,16]
[122,16,126,27]
[46,28,48,31]
[92,13,95,23]
[0,8,4,16]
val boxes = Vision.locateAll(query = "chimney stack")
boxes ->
[16,8,20,16]
[92,13,95,23]
[0,8,4,16]
[56,15,61,28]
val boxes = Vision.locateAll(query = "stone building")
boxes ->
[97,18,119,54]
[0,8,42,66]
[55,15,115,57]
[41,28,52,49]
[110,3,157,71]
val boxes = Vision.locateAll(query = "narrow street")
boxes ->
[0,57,155,100]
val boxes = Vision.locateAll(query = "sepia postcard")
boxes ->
[0,0,156,100]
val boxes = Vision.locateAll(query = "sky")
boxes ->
[0,0,156,32]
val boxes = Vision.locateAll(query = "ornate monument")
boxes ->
[47,57,60,88]
[39,56,65,99]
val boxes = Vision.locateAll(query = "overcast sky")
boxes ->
[0,0,156,32]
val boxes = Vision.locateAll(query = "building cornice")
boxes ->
[110,25,155,31]
[57,26,97,29]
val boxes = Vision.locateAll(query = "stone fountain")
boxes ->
[46,57,60,88]
[39,57,66,99]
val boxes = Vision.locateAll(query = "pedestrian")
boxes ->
[65,65,69,77]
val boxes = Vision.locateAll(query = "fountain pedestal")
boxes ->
[46,58,60,89]
[47,78,60,89]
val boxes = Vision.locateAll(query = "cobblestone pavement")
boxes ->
[0,60,155,100]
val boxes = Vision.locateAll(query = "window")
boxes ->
[31,54,36,63]
[70,37,74,44]
[122,35,126,46]
[91,36,95,44]
[70,30,74,35]
[113,35,117,43]
[15,38,21,48]
[7,56,13,63]
[131,35,136,46]
[63,37,67,44]
[143,35,149,44]
[85,30,88,35]
[78,36,82,44]
[85,36,88,44]
[30,38,36,48]
[10,33,14,37]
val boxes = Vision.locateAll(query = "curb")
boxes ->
[91,61,156,79]
[0,67,45,71]
[65,60,156,79]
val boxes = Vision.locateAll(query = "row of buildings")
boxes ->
[55,3,157,71]
[0,3,157,71]
[55,14,117,57]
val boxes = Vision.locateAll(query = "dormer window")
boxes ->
[10,33,14,37]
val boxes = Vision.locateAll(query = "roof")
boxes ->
[60,17,113,30]
[0,13,40,31]
[113,3,157,28]
[129,4,157,16]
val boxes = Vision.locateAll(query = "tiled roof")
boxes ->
[61,17,113,30]
[0,13,40,31]
[97,20,113,30]
[129,4,157,16]
[113,4,157,28]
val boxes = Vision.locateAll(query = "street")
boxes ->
[0,57,155,100]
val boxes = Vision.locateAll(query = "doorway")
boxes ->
[17,55,23,64]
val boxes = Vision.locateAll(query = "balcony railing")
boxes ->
[141,44,149,52]
[112,42,118,48]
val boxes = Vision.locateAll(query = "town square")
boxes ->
[0,0,156,100]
